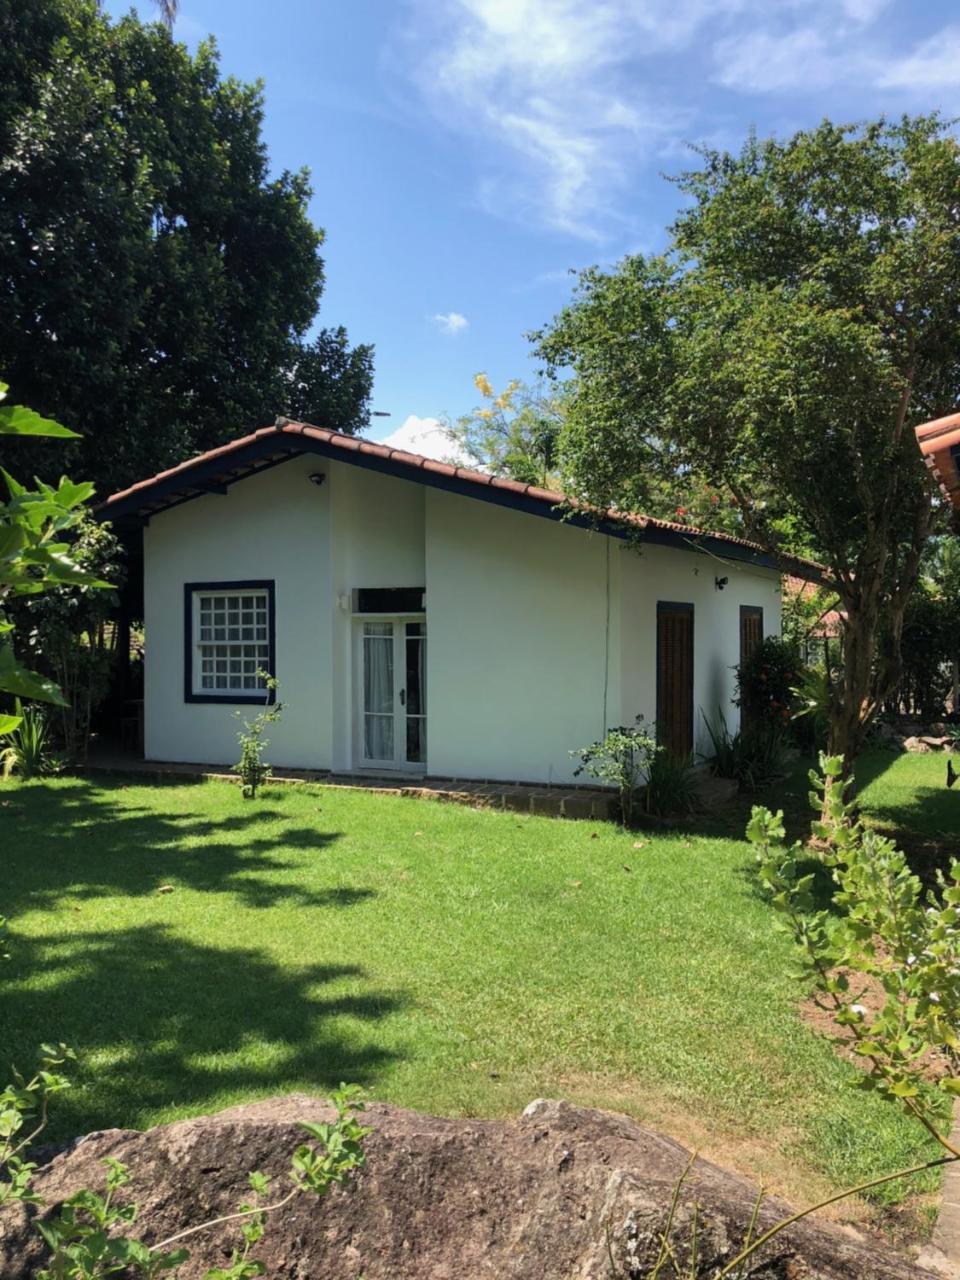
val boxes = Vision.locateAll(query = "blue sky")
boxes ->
[108,0,960,448]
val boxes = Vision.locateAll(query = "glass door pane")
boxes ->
[404,620,426,765]
[362,622,394,761]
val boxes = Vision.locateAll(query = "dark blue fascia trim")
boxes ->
[183,579,277,706]
[105,440,302,525]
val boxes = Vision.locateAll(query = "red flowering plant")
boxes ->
[735,637,804,730]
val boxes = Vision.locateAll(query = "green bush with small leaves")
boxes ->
[234,675,283,799]
[573,717,659,825]
[735,636,803,732]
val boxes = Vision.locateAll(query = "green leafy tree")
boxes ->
[445,374,565,488]
[97,0,181,28]
[0,382,106,731]
[12,515,126,760]
[281,327,375,433]
[536,117,960,783]
[0,1,372,495]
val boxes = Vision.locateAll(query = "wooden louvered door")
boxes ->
[656,603,694,759]
[739,606,764,726]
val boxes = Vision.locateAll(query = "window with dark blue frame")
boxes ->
[184,580,276,704]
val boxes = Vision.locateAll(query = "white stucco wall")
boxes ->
[424,490,620,785]
[143,456,428,770]
[143,455,332,768]
[327,463,425,771]
[142,453,781,779]
[618,542,782,752]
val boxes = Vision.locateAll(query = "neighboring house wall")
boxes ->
[618,544,781,754]
[143,455,782,780]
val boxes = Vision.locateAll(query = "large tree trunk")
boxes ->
[827,602,877,784]
[823,490,934,817]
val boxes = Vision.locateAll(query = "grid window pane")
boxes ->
[194,589,271,696]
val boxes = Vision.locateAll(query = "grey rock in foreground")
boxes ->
[0,1095,937,1279]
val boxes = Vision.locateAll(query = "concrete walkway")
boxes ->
[931,1104,960,1274]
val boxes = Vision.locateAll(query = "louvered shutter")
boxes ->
[656,604,694,759]
[739,606,764,725]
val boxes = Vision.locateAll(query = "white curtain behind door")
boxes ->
[363,623,394,760]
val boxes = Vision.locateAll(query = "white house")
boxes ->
[102,420,813,785]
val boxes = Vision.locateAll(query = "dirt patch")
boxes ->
[800,968,953,1083]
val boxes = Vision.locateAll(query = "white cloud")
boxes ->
[714,17,960,98]
[432,311,469,336]
[840,0,891,23]
[379,414,474,465]
[403,0,711,239]
[400,0,937,235]
[713,27,847,93]
[877,25,960,90]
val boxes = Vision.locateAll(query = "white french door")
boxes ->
[357,618,426,771]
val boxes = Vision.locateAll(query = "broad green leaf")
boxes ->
[889,1080,920,1098]
[1,468,25,498]
[0,525,26,563]
[0,647,66,705]
[0,404,78,438]
[54,477,96,507]
[0,714,21,735]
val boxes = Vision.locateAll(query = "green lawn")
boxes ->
[1,751,955,1221]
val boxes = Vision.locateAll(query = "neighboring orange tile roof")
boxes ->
[783,575,843,637]
[916,412,960,510]
[101,419,825,579]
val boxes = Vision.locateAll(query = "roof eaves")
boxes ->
[100,420,826,580]
[916,412,960,510]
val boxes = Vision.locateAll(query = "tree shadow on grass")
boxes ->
[0,778,359,914]
[857,791,960,888]
[1,922,405,1143]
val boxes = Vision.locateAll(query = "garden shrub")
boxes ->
[12,515,125,762]
[0,701,59,779]
[632,756,960,1276]
[640,748,697,818]
[897,588,956,720]
[0,1054,369,1279]
[701,709,788,791]
[234,674,283,799]
[573,717,658,826]
[735,636,803,732]
[789,664,832,756]
[750,755,960,1115]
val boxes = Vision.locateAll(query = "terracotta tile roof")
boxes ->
[783,575,843,637]
[101,419,825,579]
[916,412,960,510]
